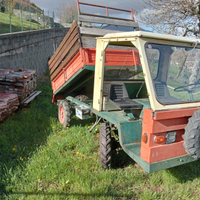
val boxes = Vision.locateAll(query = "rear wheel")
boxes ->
[100,123,112,169]
[75,95,89,101]
[183,109,200,159]
[58,100,72,128]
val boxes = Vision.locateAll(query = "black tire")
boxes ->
[58,100,72,128]
[100,123,112,169]
[183,109,200,159]
[75,95,89,101]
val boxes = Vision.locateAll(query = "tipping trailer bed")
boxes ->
[49,23,141,103]
[48,2,139,103]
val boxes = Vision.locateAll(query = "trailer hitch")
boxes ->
[89,116,102,132]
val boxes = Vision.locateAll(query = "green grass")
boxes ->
[1,75,200,199]
[0,12,45,34]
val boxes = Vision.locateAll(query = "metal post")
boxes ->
[60,18,61,28]
[20,3,23,31]
[76,0,80,15]
[43,9,45,29]
[29,5,32,30]
[52,11,54,28]
[130,8,134,21]
[48,10,49,28]
[8,2,12,33]
[106,7,109,17]
[37,9,39,29]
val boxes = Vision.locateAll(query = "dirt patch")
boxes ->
[37,72,50,84]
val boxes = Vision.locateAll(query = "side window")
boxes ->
[146,46,160,80]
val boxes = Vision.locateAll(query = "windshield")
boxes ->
[145,43,200,104]
[104,46,144,80]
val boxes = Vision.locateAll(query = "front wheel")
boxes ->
[183,109,200,159]
[58,100,72,128]
[100,123,112,169]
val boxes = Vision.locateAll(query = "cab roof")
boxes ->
[102,31,200,44]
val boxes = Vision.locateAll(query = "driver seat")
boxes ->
[154,81,181,103]
[109,83,143,109]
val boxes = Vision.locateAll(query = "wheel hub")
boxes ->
[59,105,65,124]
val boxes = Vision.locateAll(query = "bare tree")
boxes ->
[4,0,16,14]
[56,2,78,24]
[137,0,200,37]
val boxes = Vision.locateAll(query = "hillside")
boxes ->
[0,12,45,34]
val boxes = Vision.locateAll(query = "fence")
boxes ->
[0,0,55,34]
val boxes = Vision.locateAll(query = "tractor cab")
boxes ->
[92,31,200,173]
[93,31,200,112]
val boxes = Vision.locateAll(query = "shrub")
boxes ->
[3,0,16,15]
[0,5,5,13]
[0,1,5,13]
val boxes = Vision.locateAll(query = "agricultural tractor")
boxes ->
[49,2,200,173]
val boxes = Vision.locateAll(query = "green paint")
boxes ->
[125,83,148,99]
[84,65,142,72]
[66,96,197,174]
[125,111,135,120]
[84,65,95,71]
[123,143,197,173]
[133,98,151,118]
[134,98,151,109]
[117,121,142,145]
[67,96,142,145]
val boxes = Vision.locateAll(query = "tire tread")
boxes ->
[183,109,200,159]
[100,123,112,169]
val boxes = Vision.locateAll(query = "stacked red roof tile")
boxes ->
[0,68,37,121]
[0,93,19,121]
[0,69,37,101]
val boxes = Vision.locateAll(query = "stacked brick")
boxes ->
[0,69,37,101]
[0,93,19,121]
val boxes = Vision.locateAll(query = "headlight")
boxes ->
[166,131,177,144]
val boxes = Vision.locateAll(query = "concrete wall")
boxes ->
[0,28,69,75]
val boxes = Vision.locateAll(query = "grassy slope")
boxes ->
[1,75,200,199]
[0,12,44,34]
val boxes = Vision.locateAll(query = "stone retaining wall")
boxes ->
[0,28,69,75]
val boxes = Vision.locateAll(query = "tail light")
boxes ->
[142,133,148,143]
[154,135,165,143]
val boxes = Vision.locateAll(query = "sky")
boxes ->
[30,0,151,30]
[30,0,144,13]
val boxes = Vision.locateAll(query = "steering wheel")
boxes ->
[174,82,200,92]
